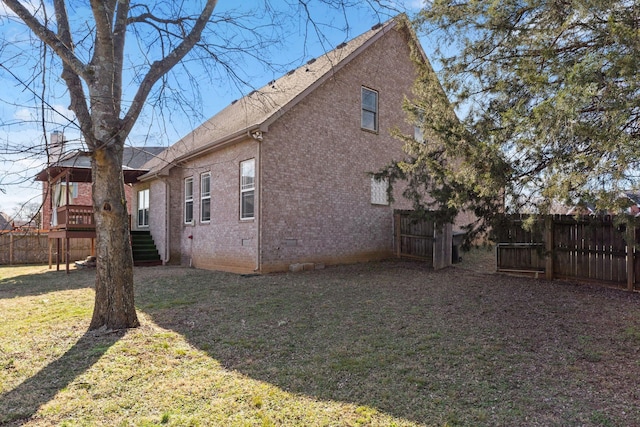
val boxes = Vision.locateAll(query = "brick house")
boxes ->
[38,138,164,231]
[36,134,165,271]
[135,15,455,274]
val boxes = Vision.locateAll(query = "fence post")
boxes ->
[545,215,554,280]
[394,212,401,258]
[628,224,635,292]
[9,233,13,265]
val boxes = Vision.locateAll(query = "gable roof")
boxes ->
[140,14,423,179]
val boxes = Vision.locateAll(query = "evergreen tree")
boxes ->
[390,0,639,236]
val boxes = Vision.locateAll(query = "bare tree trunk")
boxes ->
[89,144,139,330]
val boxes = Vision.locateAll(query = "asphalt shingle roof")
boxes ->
[141,16,403,177]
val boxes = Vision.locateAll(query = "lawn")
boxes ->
[1,252,639,426]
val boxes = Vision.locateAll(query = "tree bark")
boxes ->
[89,144,139,330]
[3,0,219,331]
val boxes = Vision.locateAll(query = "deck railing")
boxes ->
[54,205,95,230]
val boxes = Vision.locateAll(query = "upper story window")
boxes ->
[200,172,211,223]
[184,177,194,224]
[414,125,424,143]
[361,87,378,132]
[414,108,425,143]
[240,159,255,220]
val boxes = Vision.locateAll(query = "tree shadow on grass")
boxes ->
[0,266,94,300]
[138,262,640,426]
[0,329,122,426]
[137,263,474,425]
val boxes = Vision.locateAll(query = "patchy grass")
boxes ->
[1,252,640,426]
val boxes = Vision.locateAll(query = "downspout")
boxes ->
[165,178,171,265]
[249,130,263,272]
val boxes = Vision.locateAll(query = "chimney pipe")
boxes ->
[49,131,65,164]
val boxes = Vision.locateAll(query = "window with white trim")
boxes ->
[361,87,378,131]
[414,124,424,143]
[371,177,389,205]
[200,172,211,222]
[184,177,194,224]
[137,189,149,227]
[240,159,255,220]
[414,108,425,143]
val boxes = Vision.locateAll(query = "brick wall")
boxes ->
[141,25,467,274]
[147,140,259,272]
[259,26,416,272]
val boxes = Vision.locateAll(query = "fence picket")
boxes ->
[0,232,93,265]
[497,214,636,290]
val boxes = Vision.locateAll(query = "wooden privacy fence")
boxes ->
[0,232,92,265]
[394,210,452,269]
[497,214,638,290]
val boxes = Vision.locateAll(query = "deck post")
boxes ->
[48,238,53,269]
[56,238,61,271]
[65,237,70,274]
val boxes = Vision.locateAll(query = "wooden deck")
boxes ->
[50,205,95,235]
[49,205,96,273]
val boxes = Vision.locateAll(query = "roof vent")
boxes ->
[307,58,316,65]
[231,99,238,105]
[371,22,383,31]
[336,42,347,49]
[287,69,296,76]
[248,90,256,97]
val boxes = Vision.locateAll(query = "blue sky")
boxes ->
[0,0,429,216]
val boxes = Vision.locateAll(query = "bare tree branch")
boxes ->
[52,0,92,138]
[120,0,218,139]
[2,0,89,80]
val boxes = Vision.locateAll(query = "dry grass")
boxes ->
[1,250,640,426]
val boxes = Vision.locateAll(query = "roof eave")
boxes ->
[138,126,261,182]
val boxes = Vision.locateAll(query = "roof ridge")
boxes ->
[244,16,398,102]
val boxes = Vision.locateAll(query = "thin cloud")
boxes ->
[0,1,54,21]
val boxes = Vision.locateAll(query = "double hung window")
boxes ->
[414,108,425,143]
[201,173,211,222]
[137,189,149,227]
[240,159,255,220]
[361,87,378,132]
[184,177,194,224]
